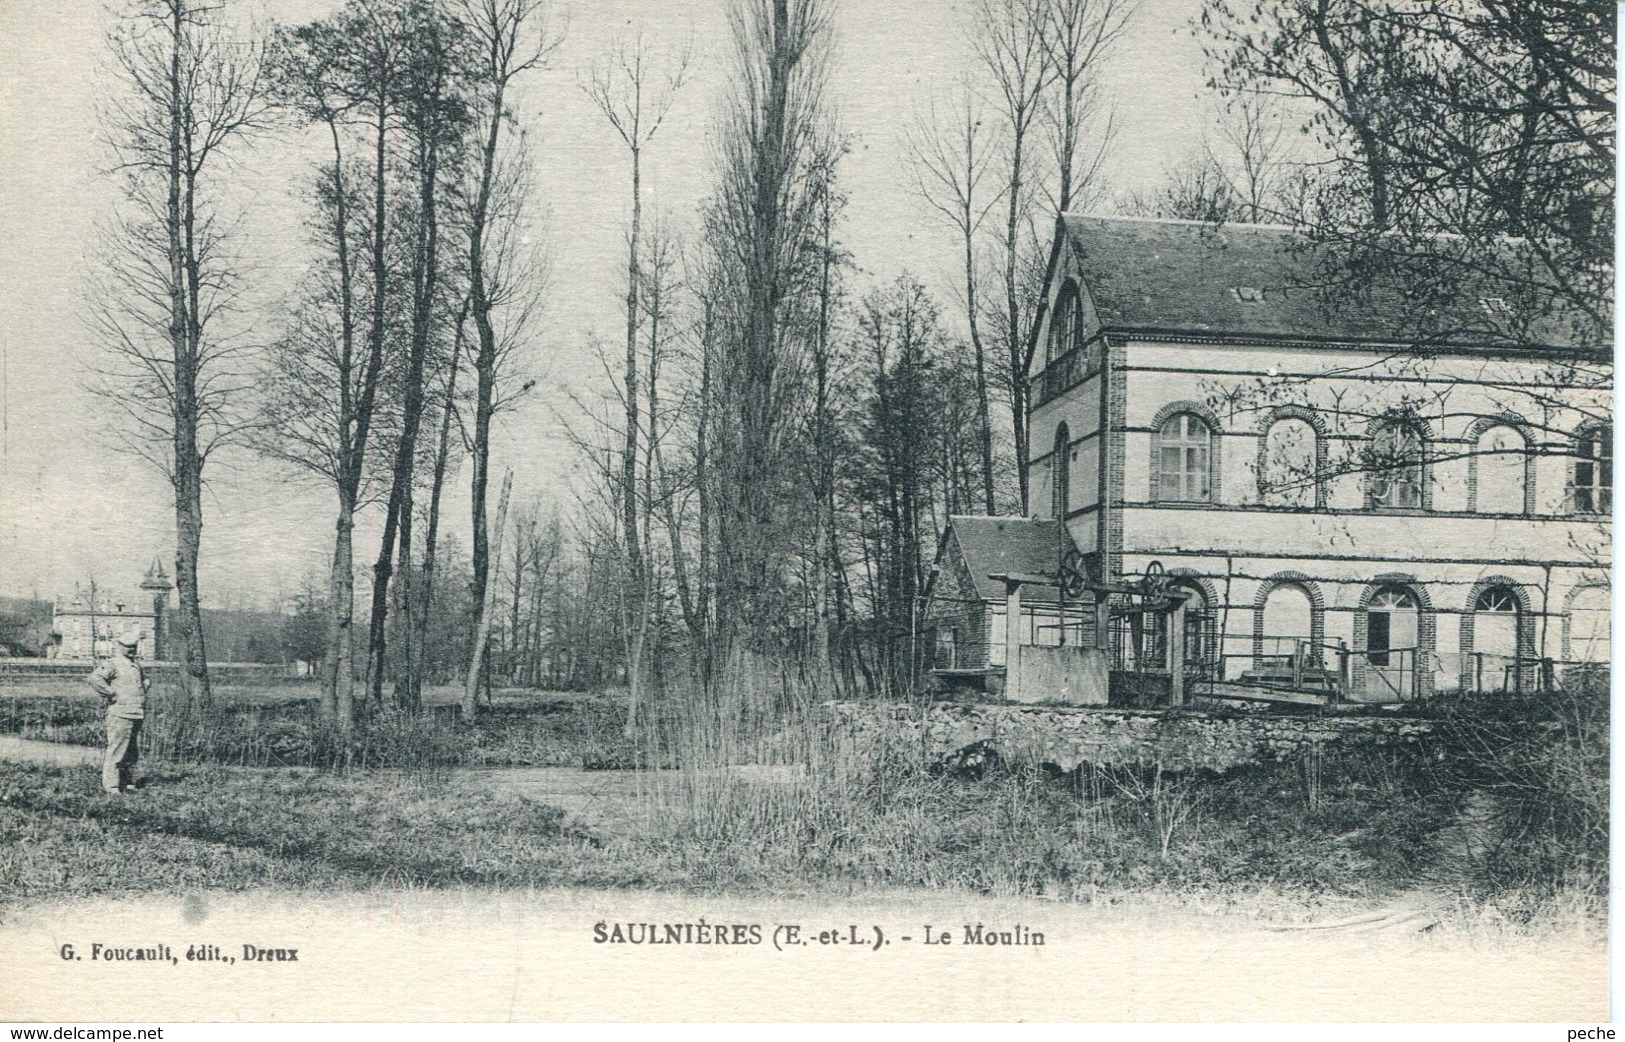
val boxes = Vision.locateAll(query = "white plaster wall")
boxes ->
[1030,374,1104,517]
[1119,548,1603,666]
[1022,333,1609,688]
[1125,505,1602,568]
[1122,340,1609,518]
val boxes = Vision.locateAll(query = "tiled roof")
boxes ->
[1061,215,1595,352]
[943,516,1070,603]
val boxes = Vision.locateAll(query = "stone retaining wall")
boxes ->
[824,701,1433,773]
[0,659,299,685]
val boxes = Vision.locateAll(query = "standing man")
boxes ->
[88,627,150,795]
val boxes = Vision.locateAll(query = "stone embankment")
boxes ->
[824,701,1432,772]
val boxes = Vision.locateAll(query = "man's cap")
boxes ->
[115,627,142,648]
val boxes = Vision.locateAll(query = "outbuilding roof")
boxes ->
[1059,215,1596,353]
[940,515,1071,604]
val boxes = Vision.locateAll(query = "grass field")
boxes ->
[0,674,1606,936]
[0,677,631,768]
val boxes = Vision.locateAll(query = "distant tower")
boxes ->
[140,556,173,660]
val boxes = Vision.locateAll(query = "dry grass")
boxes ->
[0,666,1606,935]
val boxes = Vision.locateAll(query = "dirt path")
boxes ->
[0,734,97,767]
[450,764,800,833]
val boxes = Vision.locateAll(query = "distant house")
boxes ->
[49,558,173,661]
[925,215,1611,702]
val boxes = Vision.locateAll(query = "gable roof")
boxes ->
[939,516,1070,604]
[1059,215,1597,354]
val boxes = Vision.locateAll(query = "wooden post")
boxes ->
[1168,595,1187,707]
[1004,578,1023,702]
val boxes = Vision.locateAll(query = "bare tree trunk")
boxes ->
[508,523,527,684]
[809,174,838,687]
[464,0,552,705]
[366,31,453,709]
[164,0,212,707]
[411,339,461,702]
[466,470,513,715]
[585,31,689,731]
[320,119,360,727]
[349,66,395,721]
[693,297,716,691]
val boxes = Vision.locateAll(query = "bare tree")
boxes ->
[584,28,691,732]
[1207,93,1289,223]
[263,1,418,727]
[907,82,1000,514]
[971,0,1052,513]
[1119,151,1241,222]
[91,0,270,708]
[409,305,465,698]
[362,6,475,711]
[461,0,556,713]
[1040,0,1133,215]
[1201,0,1405,230]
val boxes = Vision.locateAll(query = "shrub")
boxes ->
[1422,670,1609,896]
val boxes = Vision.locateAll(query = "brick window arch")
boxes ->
[1252,572,1326,667]
[1365,414,1431,511]
[1144,570,1221,678]
[1563,583,1610,663]
[1459,577,1534,692]
[1354,575,1435,699]
[1149,401,1223,504]
[1465,415,1532,515]
[1257,405,1327,508]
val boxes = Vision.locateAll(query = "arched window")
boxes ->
[1572,424,1611,513]
[1473,424,1527,514]
[1367,418,1426,510]
[1261,416,1317,506]
[1472,586,1521,690]
[1460,580,1534,693]
[1143,580,1216,676]
[1048,280,1081,364]
[1175,583,1216,677]
[1156,413,1213,502]
[1567,586,1610,663]
[1051,423,1070,519]
[1253,575,1326,673]
[1262,584,1314,651]
[1366,586,1419,668]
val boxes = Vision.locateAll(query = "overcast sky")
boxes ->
[0,0,1213,610]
